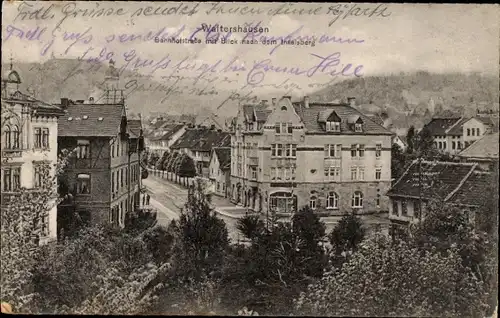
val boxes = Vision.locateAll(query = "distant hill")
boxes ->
[311,71,499,131]
[2,59,239,125]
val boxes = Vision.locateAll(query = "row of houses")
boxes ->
[1,61,147,243]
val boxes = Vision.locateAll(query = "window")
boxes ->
[326,192,339,209]
[358,144,365,157]
[250,166,257,180]
[284,144,297,158]
[442,141,447,150]
[375,144,382,158]
[351,167,357,180]
[117,141,120,157]
[476,128,480,136]
[277,167,283,180]
[351,191,363,208]
[401,200,408,216]
[126,167,129,185]
[40,213,49,236]
[121,169,124,187]
[309,196,317,210]
[2,167,21,192]
[350,144,357,157]
[217,182,220,191]
[326,121,341,132]
[281,106,287,111]
[34,128,42,148]
[325,166,341,181]
[457,141,462,149]
[392,200,399,215]
[110,207,118,225]
[376,194,381,208]
[76,140,90,159]
[287,123,293,134]
[4,126,12,149]
[358,167,365,180]
[271,167,276,180]
[42,128,49,148]
[76,173,91,194]
[471,129,475,136]
[111,143,115,158]
[269,192,296,213]
[277,144,283,157]
[452,141,456,150]
[414,201,421,219]
[112,171,115,193]
[355,123,362,132]
[34,165,45,188]
[324,144,341,158]
[11,125,20,149]
[116,171,120,191]
[375,168,382,180]
[467,128,470,136]
[291,144,297,157]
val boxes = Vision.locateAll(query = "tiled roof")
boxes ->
[447,171,494,206]
[149,124,184,141]
[2,90,64,116]
[243,104,271,122]
[423,118,461,136]
[292,102,392,135]
[445,117,469,135]
[214,147,231,170]
[58,103,124,137]
[458,133,499,159]
[127,119,142,138]
[171,128,230,151]
[386,160,477,200]
[365,114,385,126]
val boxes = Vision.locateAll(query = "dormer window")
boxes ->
[326,121,341,132]
[355,123,362,132]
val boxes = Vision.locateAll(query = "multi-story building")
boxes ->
[423,115,497,154]
[56,61,144,230]
[386,160,495,228]
[230,96,393,216]
[1,63,65,244]
[208,147,231,197]
[170,125,230,177]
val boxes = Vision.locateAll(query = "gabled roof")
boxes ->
[292,102,391,135]
[447,170,494,206]
[171,128,230,151]
[387,160,477,201]
[58,103,124,137]
[2,90,65,116]
[446,117,469,135]
[213,147,231,170]
[423,117,462,136]
[149,124,184,141]
[243,104,272,122]
[458,133,499,159]
[127,119,142,138]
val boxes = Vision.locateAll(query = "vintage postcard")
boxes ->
[1,1,498,316]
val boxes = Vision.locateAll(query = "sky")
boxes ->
[2,2,499,96]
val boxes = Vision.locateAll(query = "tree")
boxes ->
[177,154,197,186]
[295,236,488,317]
[156,151,169,171]
[329,214,366,256]
[1,149,74,313]
[414,125,438,158]
[237,215,265,242]
[391,143,408,181]
[406,125,416,154]
[169,180,229,280]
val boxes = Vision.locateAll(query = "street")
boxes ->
[143,175,244,243]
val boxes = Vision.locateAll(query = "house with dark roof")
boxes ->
[386,160,496,227]
[170,125,231,177]
[458,132,499,171]
[208,147,231,197]
[422,114,498,155]
[147,123,186,155]
[230,96,393,217]
[56,62,146,231]
[1,63,65,245]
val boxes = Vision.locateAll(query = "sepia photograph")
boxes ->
[1,1,498,316]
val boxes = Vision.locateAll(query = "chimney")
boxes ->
[89,97,94,103]
[272,98,277,106]
[60,98,69,109]
[304,96,310,109]
[210,124,216,130]
[347,97,356,107]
